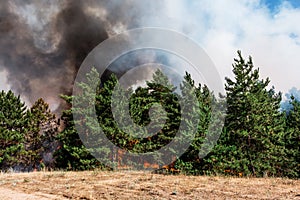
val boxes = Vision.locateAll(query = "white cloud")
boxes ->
[160,0,300,93]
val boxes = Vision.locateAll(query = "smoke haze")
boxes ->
[0,0,163,112]
[2,0,300,113]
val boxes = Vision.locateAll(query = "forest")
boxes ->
[0,51,299,179]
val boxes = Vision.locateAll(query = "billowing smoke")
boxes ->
[0,0,164,113]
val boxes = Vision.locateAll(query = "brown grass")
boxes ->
[0,170,299,199]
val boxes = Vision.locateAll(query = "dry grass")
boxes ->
[0,170,299,199]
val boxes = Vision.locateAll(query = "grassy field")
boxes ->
[0,170,299,200]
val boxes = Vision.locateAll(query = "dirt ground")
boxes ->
[0,170,299,200]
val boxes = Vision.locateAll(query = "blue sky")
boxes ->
[264,0,300,11]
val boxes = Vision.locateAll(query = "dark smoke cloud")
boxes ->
[0,0,163,113]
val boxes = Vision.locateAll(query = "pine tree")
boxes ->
[96,69,181,168]
[24,98,59,170]
[175,72,206,173]
[95,72,124,168]
[0,90,27,171]
[174,72,226,175]
[54,68,102,170]
[209,51,286,177]
[143,70,181,153]
[284,96,300,178]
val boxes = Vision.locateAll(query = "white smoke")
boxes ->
[158,0,300,93]
[1,0,300,112]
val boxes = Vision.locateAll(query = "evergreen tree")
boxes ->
[142,70,181,153]
[284,96,300,178]
[208,51,286,177]
[96,72,124,167]
[54,68,102,170]
[25,98,58,170]
[0,90,27,171]
[175,72,209,173]
[96,69,181,168]
[174,72,226,175]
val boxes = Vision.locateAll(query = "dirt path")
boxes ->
[0,187,64,200]
[0,171,299,199]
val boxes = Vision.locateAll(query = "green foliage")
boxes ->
[0,90,27,170]
[174,72,212,174]
[203,51,287,177]
[284,96,300,178]
[54,68,103,170]
[0,52,294,177]
[0,91,60,171]
[96,69,181,168]
[24,98,58,170]
[54,55,298,178]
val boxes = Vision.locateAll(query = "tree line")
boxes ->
[0,93,59,171]
[0,51,299,178]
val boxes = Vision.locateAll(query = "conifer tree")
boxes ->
[97,69,181,168]
[0,90,27,170]
[24,98,58,170]
[284,96,300,178]
[174,72,206,173]
[54,68,102,170]
[209,51,286,177]
[95,72,124,167]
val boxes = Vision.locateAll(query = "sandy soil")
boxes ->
[0,171,299,200]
